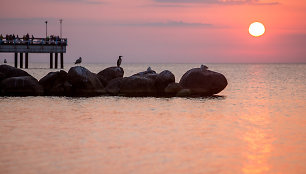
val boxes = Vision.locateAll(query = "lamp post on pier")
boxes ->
[45,21,48,38]
[59,19,64,69]
[59,19,63,38]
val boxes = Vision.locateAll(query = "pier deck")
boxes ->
[0,38,67,69]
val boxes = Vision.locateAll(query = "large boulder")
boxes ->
[0,72,5,82]
[105,77,123,95]
[39,70,71,96]
[97,66,124,86]
[67,66,104,96]
[132,67,157,79]
[0,65,31,80]
[179,66,227,96]
[176,89,192,97]
[0,76,43,96]
[119,76,156,96]
[155,70,175,93]
[106,67,176,97]
[164,82,183,95]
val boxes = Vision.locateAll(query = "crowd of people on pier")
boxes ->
[0,33,67,45]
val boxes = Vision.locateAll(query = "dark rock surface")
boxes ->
[0,72,5,82]
[176,89,192,97]
[0,64,228,97]
[67,66,104,96]
[156,70,175,92]
[1,76,43,96]
[0,65,31,80]
[164,83,183,95]
[179,67,227,96]
[132,67,157,78]
[114,68,175,96]
[39,70,71,96]
[97,66,124,86]
[119,76,156,96]
[105,77,123,95]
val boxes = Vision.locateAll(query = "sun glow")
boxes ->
[249,22,265,37]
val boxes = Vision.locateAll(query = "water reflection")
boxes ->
[241,65,274,174]
[0,64,305,173]
[241,110,273,174]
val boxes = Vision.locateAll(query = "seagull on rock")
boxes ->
[200,64,208,71]
[75,57,82,64]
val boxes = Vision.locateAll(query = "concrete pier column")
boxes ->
[25,53,29,69]
[60,53,64,69]
[20,53,23,68]
[55,53,58,69]
[14,53,18,68]
[50,53,53,69]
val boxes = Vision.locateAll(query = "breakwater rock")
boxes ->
[179,67,228,96]
[0,65,43,96]
[0,64,227,97]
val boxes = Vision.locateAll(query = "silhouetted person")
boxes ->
[4,59,7,64]
[75,57,82,64]
[117,56,122,67]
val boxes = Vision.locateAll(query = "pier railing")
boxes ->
[0,38,67,46]
[0,37,67,69]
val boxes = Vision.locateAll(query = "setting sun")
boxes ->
[249,22,265,37]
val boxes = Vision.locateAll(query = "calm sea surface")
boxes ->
[0,63,305,174]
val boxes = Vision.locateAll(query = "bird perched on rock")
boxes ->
[117,56,122,67]
[200,64,208,71]
[75,57,82,64]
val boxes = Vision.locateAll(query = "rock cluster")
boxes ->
[0,64,227,97]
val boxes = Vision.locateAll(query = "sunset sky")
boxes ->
[0,0,305,63]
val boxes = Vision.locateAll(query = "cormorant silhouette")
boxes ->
[117,56,122,67]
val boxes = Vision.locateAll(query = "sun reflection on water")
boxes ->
[241,65,274,174]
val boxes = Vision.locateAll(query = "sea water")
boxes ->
[0,63,305,174]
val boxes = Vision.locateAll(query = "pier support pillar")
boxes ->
[25,53,28,69]
[50,53,53,69]
[60,53,64,69]
[14,53,18,68]
[20,53,23,69]
[55,53,58,69]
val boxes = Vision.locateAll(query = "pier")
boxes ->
[0,36,67,69]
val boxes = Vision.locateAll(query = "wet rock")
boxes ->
[179,67,227,96]
[0,65,31,80]
[39,70,71,96]
[165,83,183,94]
[0,72,5,82]
[132,67,157,78]
[1,76,43,96]
[105,77,123,95]
[97,66,124,86]
[156,70,175,93]
[176,89,192,97]
[120,76,156,96]
[67,66,104,96]
[115,68,176,96]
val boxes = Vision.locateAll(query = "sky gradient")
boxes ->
[0,0,305,63]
